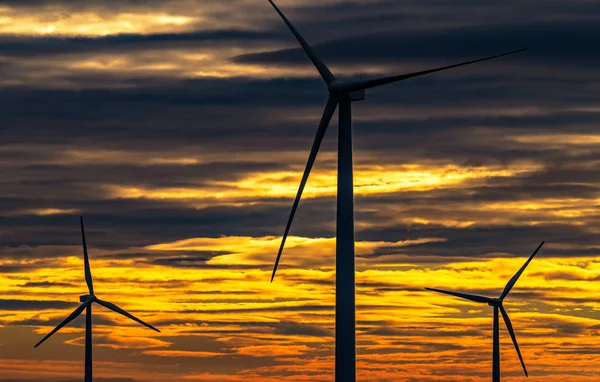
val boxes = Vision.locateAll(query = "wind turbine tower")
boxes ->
[265,1,525,381]
[34,217,160,382]
[427,241,545,381]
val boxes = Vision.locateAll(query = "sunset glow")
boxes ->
[0,0,598,381]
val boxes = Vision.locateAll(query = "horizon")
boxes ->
[1,0,599,381]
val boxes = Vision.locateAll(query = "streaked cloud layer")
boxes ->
[0,0,599,381]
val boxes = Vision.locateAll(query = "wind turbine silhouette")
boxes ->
[34,217,160,382]
[426,241,545,382]
[266,1,526,381]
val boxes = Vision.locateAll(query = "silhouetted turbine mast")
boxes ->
[266,1,525,381]
[426,241,545,381]
[34,217,160,382]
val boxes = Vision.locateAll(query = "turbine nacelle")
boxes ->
[350,90,366,102]
[79,295,96,303]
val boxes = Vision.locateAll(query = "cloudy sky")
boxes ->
[0,0,599,381]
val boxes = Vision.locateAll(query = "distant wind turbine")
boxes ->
[426,241,545,382]
[266,0,526,381]
[34,217,160,382]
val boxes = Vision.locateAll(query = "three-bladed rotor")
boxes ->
[34,217,159,350]
[426,241,545,376]
[266,0,527,281]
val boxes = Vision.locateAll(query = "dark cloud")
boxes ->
[0,299,76,311]
[0,0,165,6]
[532,270,600,281]
[235,20,600,69]
[0,30,283,58]
[19,281,75,287]
[0,265,30,273]
[365,326,483,338]
[8,313,118,327]
[274,320,332,337]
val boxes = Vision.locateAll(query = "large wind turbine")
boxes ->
[34,217,160,382]
[266,1,525,381]
[426,241,545,381]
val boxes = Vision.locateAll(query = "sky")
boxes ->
[0,0,599,381]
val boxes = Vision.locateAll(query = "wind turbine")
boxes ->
[266,1,526,381]
[34,217,160,382]
[426,241,545,381]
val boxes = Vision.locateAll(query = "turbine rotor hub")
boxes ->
[328,81,366,102]
[488,298,501,306]
[327,80,345,94]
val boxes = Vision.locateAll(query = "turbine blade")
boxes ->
[267,0,336,84]
[80,216,94,295]
[342,49,526,93]
[34,303,87,348]
[96,299,160,333]
[271,97,338,282]
[500,241,544,300]
[425,288,493,303]
[500,305,528,377]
